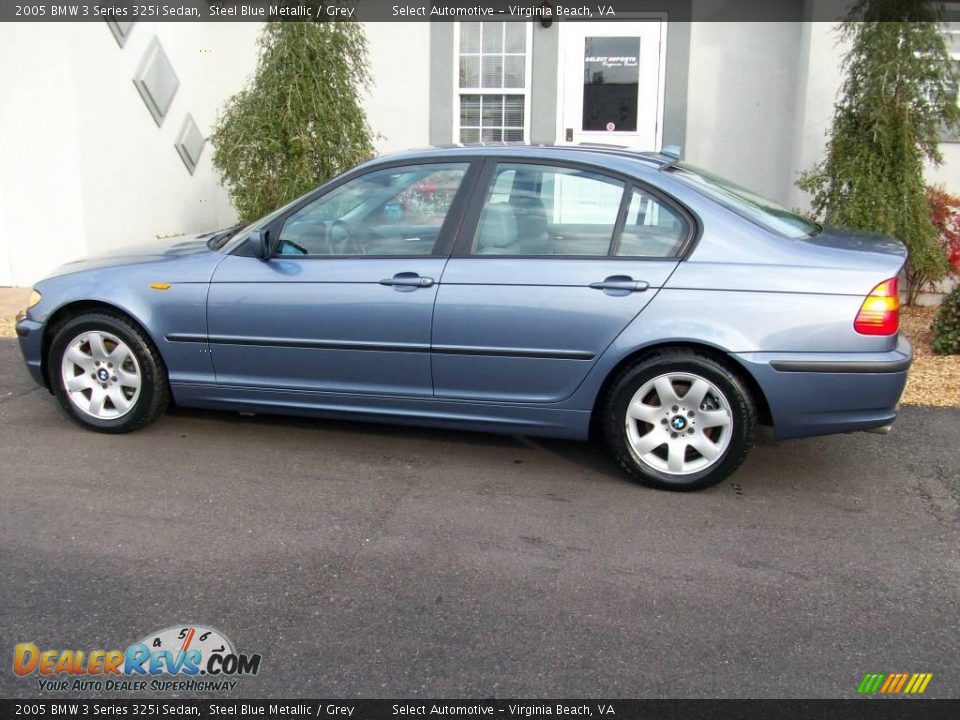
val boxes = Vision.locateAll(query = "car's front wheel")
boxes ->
[602,349,755,491]
[50,312,169,433]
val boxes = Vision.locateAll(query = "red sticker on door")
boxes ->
[606,122,616,131]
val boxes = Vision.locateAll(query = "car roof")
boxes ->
[361,143,678,174]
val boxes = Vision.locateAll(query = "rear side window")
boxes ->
[615,187,688,257]
[472,164,625,256]
[470,163,688,258]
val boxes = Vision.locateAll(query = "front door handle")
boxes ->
[589,276,650,293]
[379,272,434,289]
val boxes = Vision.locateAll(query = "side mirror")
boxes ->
[250,230,271,261]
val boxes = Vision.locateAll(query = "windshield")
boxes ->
[668,162,820,239]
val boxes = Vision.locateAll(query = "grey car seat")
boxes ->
[510,193,551,255]
[474,203,519,254]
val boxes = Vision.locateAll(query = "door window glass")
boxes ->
[277,164,469,256]
[472,163,625,256]
[616,188,688,257]
[582,37,640,132]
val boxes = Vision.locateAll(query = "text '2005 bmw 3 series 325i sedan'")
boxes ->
[16,145,912,490]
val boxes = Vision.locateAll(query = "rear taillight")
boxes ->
[854,278,899,335]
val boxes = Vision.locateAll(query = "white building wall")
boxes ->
[684,20,960,211]
[3,19,956,286]
[784,21,848,210]
[683,22,804,205]
[0,21,262,286]
[363,22,432,154]
[0,21,431,287]
[0,24,90,287]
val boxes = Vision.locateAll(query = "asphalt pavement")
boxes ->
[0,337,957,699]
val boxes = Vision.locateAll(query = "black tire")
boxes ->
[49,312,170,434]
[602,348,755,491]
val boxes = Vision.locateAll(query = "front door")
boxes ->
[559,21,665,150]
[206,161,473,397]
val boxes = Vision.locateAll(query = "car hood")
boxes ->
[45,231,223,278]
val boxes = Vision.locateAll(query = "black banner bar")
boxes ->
[7,0,960,23]
[2,699,960,720]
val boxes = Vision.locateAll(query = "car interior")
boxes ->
[473,165,687,257]
[273,162,688,259]
[275,165,468,257]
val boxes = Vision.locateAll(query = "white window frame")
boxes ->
[452,22,534,144]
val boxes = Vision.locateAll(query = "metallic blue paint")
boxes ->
[17,146,911,443]
[205,255,445,396]
[432,258,678,402]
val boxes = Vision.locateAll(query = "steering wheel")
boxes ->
[325,220,366,255]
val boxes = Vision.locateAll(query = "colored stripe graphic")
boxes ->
[892,673,909,693]
[857,673,885,694]
[910,673,933,694]
[879,674,898,693]
[858,672,932,694]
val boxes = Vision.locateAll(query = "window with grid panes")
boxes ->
[457,22,530,143]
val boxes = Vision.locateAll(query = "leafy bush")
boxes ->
[797,1,959,305]
[210,20,375,223]
[911,185,960,303]
[932,285,960,354]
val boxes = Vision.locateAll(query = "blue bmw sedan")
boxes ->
[16,146,911,490]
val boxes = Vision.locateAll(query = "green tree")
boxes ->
[210,19,375,223]
[797,0,960,304]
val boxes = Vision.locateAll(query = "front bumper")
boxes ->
[734,335,912,440]
[15,316,47,388]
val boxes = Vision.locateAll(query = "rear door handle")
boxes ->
[379,272,434,289]
[589,276,650,293]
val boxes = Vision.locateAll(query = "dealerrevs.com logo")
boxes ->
[13,625,262,693]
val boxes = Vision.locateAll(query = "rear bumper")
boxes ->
[15,316,46,388]
[734,335,912,440]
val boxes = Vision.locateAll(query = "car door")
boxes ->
[432,160,690,403]
[206,161,475,397]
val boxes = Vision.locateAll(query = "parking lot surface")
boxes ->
[1,338,957,698]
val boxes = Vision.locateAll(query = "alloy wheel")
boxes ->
[624,372,733,476]
[60,330,142,420]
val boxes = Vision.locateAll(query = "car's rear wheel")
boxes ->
[602,349,755,491]
[50,312,169,433]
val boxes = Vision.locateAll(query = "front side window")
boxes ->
[456,22,530,143]
[472,164,626,256]
[276,163,469,257]
[669,163,819,239]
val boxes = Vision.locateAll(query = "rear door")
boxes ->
[206,161,475,397]
[431,160,689,403]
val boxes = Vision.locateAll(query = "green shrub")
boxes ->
[932,286,960,355]
[210,20,375,223]
[796,1,960,304]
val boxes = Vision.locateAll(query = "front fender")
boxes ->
[26,254,222,388]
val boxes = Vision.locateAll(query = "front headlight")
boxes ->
[26,289,41,310]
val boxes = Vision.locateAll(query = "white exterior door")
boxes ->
[558,21,666,151]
